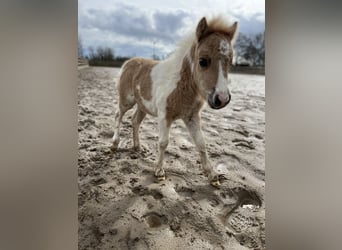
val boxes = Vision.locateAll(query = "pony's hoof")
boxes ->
[154,169,165,182]
[157,175,166,181]
[211,179,221,187]
[156,175,166,182]
[110,144,118,152]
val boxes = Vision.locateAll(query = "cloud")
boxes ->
[79,4,189,45]
[237,14,265,34]
[153,10,188,35]
[78,1,265,57]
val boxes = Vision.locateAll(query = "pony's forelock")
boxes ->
[165,15,237,62]
[207,15,239,43]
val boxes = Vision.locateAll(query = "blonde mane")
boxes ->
[164,16,237,66]
[207,16,233,32]
[164,32,195,66]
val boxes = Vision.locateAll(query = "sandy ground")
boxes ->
[78,66,265,250]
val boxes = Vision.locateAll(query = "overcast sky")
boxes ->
[78,0,265,58]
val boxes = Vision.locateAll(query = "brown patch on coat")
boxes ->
[165,56,205,126]
[118,58,157,113]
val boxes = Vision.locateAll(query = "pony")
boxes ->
[111,16,238,187]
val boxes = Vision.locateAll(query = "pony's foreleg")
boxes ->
[184,115,220,187]
[132,108,146,150]
[155,118,170,181]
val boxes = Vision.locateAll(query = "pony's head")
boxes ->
[192,17,238,109]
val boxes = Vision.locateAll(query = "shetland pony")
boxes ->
[111,16,238,186]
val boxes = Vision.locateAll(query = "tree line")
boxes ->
[234,32,265,66]
[78,31,265,67]
[86,46,130,67]
[78,38,129,67]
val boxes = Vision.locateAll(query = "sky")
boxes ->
[78,0,265,58]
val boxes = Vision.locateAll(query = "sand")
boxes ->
[78,66,265,250]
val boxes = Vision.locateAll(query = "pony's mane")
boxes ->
[165,32,195,63]
[158,32,195,83]
[165,16,236,62]
[207,16,233,34]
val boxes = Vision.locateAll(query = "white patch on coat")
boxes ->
[148,33,196,119]
[219,40,230,56]
[141,95,157,116]
[215,61,229,98]
[135,83,157,116]
[150,61,178,118]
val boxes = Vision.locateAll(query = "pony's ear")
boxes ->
[227,21,239,44]
[196,17,208,41]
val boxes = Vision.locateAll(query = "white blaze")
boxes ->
[215,61,230,101]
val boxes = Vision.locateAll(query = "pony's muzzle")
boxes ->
[208,91,231,109]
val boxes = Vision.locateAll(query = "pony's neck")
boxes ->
[172,40,202,100]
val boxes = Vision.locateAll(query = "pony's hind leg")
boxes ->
[111,106,126,151]
[132,108,146,151]
[111,101,135,151]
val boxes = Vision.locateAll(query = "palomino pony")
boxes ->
[111,16,238,187]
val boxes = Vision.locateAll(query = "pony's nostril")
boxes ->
[214,95,221,107]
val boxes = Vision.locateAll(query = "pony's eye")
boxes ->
[199,58,209,68]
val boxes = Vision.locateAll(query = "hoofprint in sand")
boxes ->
[78,67,265,250]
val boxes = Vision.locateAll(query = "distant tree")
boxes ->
[103,47,114,61]
[153,54,160,60]
[254,32,265,66]
[117,56,131,61]
[87,45,119,66]
[88,46,115,61]
[78,36,84,58]
[96,46,105,60]
[235,33,251,65]
[245,40,259,66]
[234,32,265,66]
[88,46,95,60]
